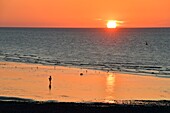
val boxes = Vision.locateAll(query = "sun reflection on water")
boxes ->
[106,74,115,93]
[105,73,115,103]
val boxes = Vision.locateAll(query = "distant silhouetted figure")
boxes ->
[49,76,52,90]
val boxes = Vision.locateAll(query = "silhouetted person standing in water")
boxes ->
[49,76,52,83]
[49,76,52,90]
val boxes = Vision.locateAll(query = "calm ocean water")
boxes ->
[0,28,170,77]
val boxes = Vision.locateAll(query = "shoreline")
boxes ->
[1,50,170,78]
[1,60,170,79]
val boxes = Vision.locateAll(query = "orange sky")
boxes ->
[0,0,170,28]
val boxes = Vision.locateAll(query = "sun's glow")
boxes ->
[107,20,117,28]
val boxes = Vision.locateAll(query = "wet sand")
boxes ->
[0,61,170,102]
[0,61,170,112]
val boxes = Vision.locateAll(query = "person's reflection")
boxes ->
[49,76,52,90]
[49,83,51,90]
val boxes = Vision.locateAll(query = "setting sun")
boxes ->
[107,20,117,28]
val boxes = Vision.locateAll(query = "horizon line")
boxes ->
[0,26,170,29]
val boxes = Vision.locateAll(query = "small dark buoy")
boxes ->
[145,41,148,45]
[80,73,83,76]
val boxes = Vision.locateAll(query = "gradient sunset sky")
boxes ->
[0,0,170,28]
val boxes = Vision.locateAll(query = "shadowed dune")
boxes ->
[0,100,170,113]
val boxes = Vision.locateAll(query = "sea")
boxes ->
[0,28,170,77]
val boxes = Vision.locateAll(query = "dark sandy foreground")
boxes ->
[0,101,170,113]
